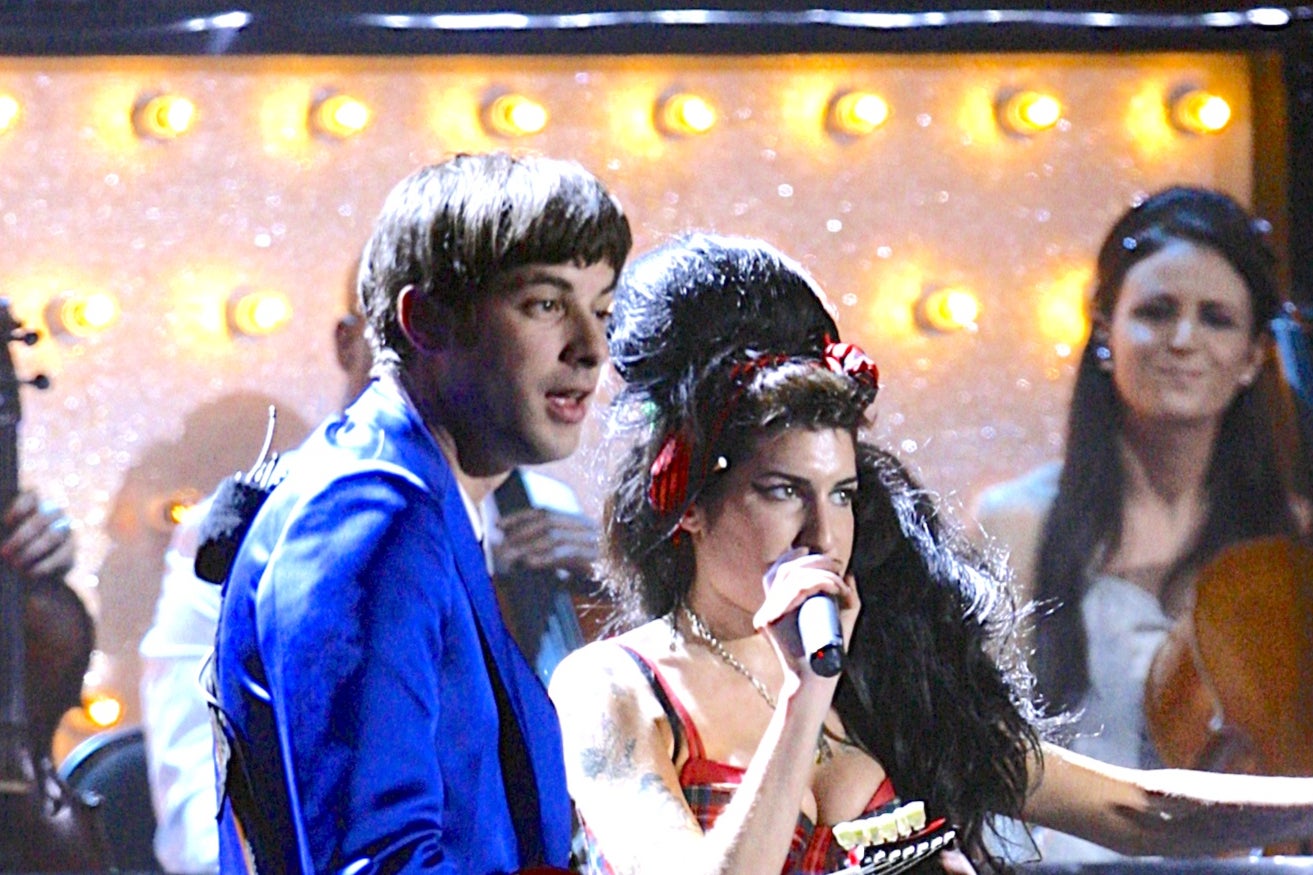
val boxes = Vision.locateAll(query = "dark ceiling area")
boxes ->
[0,2,1310,56]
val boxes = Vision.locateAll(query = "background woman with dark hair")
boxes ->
[550,233,1313,875]
[975,186,1310,861]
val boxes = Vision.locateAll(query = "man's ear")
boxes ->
[396,284,449,352]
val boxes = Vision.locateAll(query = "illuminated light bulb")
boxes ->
[1170,88,1232,135]
[147,487,203,531]
[1036,266,1094,349]
[310,92,372,139]
[1040,294,1090,347]
[0,94,21,134]
[827,90,890,137]
[132,93,197,140]
[482,93,548,137]
[656,92,717,137]
[916,286,981,333]
[83,692,124,729]
[997,89,1062,136]
[46,290,120,338]
[167,495,201,525]
[228,288,293,337]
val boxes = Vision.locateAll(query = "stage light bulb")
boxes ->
[657,93,717,137]
[229,288,293,337]
[483,93,548,137]
[1170,89,1232,135]
[0,95,21,134]
[148,487,203,531]
[828,91,890,136]
[133,93,196,140]
[48,290,119,338]
[311,92,371,139]
[917,286,980,333]
[998,90,1061,136]
[84,692,124,729]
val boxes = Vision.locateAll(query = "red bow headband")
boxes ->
[647,339,879,515]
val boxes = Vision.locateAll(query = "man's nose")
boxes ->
[563,307,606,369]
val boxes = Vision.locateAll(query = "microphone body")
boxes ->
[797,593,844,677]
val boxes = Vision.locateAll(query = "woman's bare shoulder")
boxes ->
[549,619,673,704]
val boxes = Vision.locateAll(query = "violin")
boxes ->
[1144,536,1313,851]
[0,300,109,871]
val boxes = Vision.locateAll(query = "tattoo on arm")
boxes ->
[581,711,638,781]
[639,771,697,827]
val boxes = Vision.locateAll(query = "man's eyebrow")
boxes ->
[516,269,573,290]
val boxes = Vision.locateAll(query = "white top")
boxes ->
[973,463,1172,864]
[1035,571,1172,863]
[137,496,223,874]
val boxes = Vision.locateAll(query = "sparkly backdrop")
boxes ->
[0,52,1251,733]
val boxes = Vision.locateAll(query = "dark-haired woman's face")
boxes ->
[679,426,858,618]
[1105,239,1263,427]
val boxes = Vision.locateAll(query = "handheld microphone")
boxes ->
[797,593,844,677]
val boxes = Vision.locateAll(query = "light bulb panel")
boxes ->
[656,92,717,137]
[310,91,372,139]
[83,692,124,729]
[228,287,293,337]
[46,290,120,338]
[0,94,22,135]
[132,92,197,140]
[1170,88,1232,135]
[146,487,203,532]
[997,89,1062,136]
[482,92,548,137]
[916,286,981,333]
[827,90,890,137]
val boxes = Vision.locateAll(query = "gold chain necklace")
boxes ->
[680,606,833,764]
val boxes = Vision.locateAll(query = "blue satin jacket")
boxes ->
[212,380,572,874]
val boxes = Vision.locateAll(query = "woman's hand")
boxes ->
[752,548,859,680]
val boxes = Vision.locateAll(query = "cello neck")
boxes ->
[0,299,29,793]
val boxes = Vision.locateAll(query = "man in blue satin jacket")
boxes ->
[212,153,631,875]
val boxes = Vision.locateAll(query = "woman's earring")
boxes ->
[1095,343,1113,371]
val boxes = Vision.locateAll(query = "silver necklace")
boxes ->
[680,605,833,764]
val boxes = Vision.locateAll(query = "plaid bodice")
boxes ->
[581,645,896,875]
